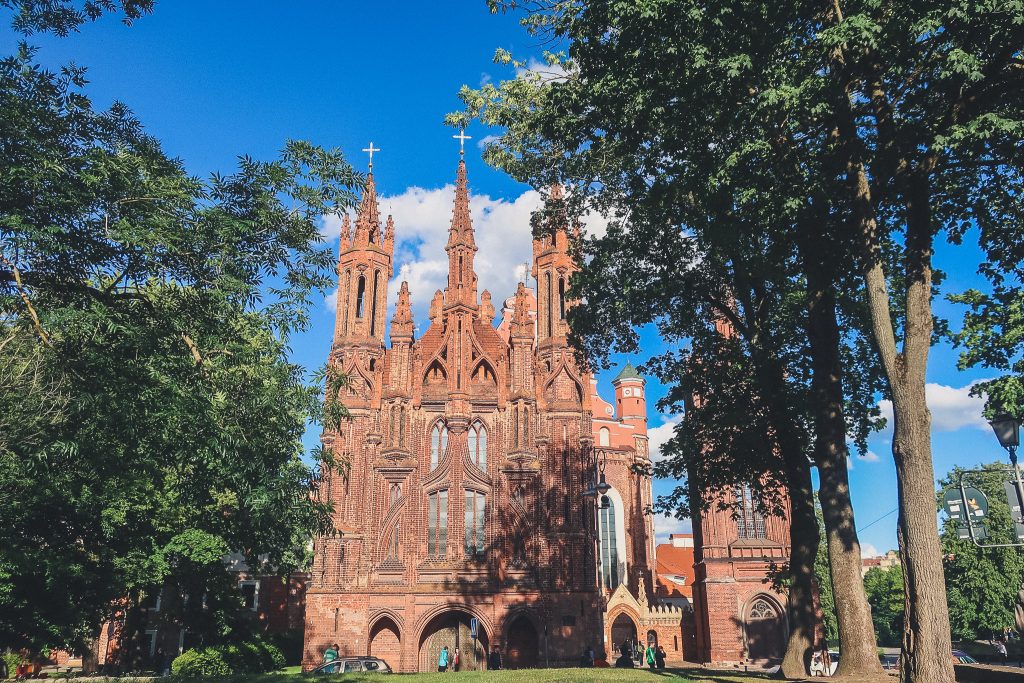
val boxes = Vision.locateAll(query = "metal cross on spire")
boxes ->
[521,261,531,286]
[452,129,472,156]
[362,142,381,169]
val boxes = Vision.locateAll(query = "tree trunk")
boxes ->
[849,162,954,683]
[757,358,820,679]
[778,457,820,679]
[802,231,884,678]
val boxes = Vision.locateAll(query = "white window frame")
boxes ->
[238,580,260,612]
[144,630,158,657]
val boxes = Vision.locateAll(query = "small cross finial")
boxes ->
[521,261,531,286]
[362,142,381,169]
[453,129,472,157]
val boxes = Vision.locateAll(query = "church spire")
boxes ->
[352,171,382,247]
[444,147,479,310]
[391,281,414,340]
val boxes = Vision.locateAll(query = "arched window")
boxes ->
[427,489,448,557]
[398,406,406,447]
[512,407,520,448]
[545,272,553,337]
[341,270,351,335]
[736,484,767,539]
[356,275,366,318]
[468,422,487,470]
[558,277,566,319]
[464,490,486,555]
[389,483,401,505]
[599,494,620,590]
[369,271,380,336]
[599,427,611,447]
[430,422,449,471]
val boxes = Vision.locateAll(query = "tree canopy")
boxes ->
[0,45,358,652]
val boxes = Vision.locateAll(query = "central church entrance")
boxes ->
[418,611,489,672]
[610,613,638,657]
[504,615,539,669]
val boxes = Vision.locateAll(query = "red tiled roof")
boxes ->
[655,543,695,599]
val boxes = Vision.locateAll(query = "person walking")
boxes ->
[323,644,339,664]
[655,645,666,670]
[487,647,502,670]
[644,642,656,669]
[995,638,1009,665]
[438,646,450,672]
[453,647,461,672]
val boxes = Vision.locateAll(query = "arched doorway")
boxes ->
[418,611,488,672]
[610,612,639,658]
[368,616,401,669]
[743,596,785,662]
[646,630,658,648]
[504,614,539,669]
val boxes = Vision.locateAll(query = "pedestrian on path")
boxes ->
[438,646,450,672]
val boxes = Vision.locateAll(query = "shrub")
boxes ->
[3,652,23,679]
[171,649,229,678]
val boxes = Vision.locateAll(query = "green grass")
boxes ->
[232,667,776,683]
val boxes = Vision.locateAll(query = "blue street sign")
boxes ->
[470,618,478,639]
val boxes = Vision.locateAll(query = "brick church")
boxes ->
[303,149,792,672]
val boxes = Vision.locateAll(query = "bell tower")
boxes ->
[332,144,394,361]
[532,185,576,359]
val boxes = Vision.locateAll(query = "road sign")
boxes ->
[470,617,478,639]
[943,486,989,521]
[1005,480,1024,541]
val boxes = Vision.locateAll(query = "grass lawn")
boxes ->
[235,667,777,683]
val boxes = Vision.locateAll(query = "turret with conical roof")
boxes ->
[612,361,647,437]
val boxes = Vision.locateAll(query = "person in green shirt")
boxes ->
[644,643,656,669]
[323,644,339,663]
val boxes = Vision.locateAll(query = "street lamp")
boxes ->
[990,413,1021,463]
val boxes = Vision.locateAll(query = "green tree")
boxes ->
[0,45,358,656]
[455,1,1024,679]
[864,565,904,648]
[939,463,1024,641]
[814,499,839,646]
[452,1,886,676]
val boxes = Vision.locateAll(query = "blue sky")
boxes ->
[3,1,1009,556]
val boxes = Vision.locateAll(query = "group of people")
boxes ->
[607,642,666,669]
[436,645,502,672]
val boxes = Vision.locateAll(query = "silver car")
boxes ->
[311,657,392,674]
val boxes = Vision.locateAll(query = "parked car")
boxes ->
[810,650,840,676]
[310,657,392,674]
[952,650,979,664]
[879,653,900,671]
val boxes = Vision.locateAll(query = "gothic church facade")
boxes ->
[303,153,791,671]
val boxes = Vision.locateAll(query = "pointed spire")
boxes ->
[391,281,414,339]
[429,289,444,323]
[384,214,395,253]
[340,214,352,249]
[447,159,476,249]
[511,282,532,338]
[480,290,495,325]
[353,172,381,247]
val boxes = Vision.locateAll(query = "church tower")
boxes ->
[532,184,575,359]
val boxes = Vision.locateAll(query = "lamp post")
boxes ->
[990,413,1023,523]
[582,445,610,657]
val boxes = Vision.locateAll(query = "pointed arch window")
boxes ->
[464,489,486,556]
[427,489,448,557]
[599,427,611,447]
[429,422,449,471]
[389,483,401,506]
[736,485,767,539]
[545,272,553,337]
[468,421,487,471]
[342,270,351,335]
[599,494,620,590]
[558,277,566,320]
[369,271,380,336]
[356,275,366,318]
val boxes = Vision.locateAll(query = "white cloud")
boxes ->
[479,72,492,86]
[648,415,682,462]
[476,134,500,150]
[652,512,692,544]
[516,57,569,83]
[860,542,880,559]
[877,381,989,434]
[325,287,338,312]
[859,449,881,462]
[323,179,611,327]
